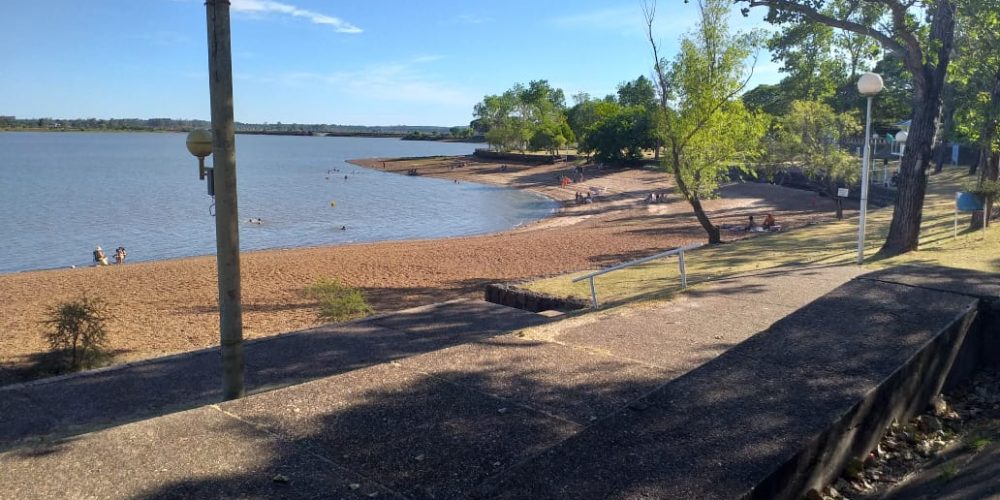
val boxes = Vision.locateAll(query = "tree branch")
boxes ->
[745,0,908,59]
[884,0,924,73]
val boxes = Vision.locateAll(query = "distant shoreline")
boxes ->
[0,128,484,142]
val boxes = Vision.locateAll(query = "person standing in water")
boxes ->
[114,246,127,265]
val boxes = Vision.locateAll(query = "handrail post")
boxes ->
[589,277,599,309]
[679,250,687,288]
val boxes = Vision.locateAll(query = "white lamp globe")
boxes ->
[186,129,213,158]
[857,72,884,96]
[895,130,908,143]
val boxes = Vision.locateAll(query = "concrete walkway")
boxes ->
[0,299,551,451]
[0,264,875,499]
[3,264,991,500]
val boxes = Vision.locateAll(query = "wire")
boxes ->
[209,198,216,217]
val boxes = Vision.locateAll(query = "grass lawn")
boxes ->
[524,166,998,307]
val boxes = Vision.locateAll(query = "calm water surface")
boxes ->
[0,132,556,274]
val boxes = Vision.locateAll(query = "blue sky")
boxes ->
[0,1,781,127]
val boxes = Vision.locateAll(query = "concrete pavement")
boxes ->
[4,264,996,499]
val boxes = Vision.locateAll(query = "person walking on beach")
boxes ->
[114,246,127,265]
[93,246,108,266]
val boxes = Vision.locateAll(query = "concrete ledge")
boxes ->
[476,267,991,499]
[484,283,588,313]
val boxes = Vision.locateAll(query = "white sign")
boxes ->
[837,188,849,198]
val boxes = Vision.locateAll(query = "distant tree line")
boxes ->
[0,116,464,137]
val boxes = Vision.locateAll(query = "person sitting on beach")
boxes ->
[114,246,127,265]
[745,215,757,232]
[762,214,776,230]
[93,246,108,266]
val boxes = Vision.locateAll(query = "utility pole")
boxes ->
[205,0,244,399]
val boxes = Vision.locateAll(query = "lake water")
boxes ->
[0,132,557,274]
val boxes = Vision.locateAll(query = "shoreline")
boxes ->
[0,154,847,386]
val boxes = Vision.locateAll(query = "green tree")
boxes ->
[742,83,791,116]
[646,0,767,244]
[43,297,111,372]
[738,0,958,257]
[769,100,861,218]
[579,104,657,163]
[768,21,845,108]
[950,0,1000,227]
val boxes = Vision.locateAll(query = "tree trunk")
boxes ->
[970,149,982,175]
[876,0,955,258]
[933,87,955,173]
[670,148,721,244]
[971,152,999,229]
[877,71,939,256]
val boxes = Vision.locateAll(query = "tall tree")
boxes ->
[951,0,1000,226]
[738,0,958,257]
[645,0,767,244]
[769,100,862,219]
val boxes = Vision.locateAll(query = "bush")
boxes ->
[304,278,373,323]
[43,296,111,372]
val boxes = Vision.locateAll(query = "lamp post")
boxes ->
[185,0,244,400]
[856,72,883,265]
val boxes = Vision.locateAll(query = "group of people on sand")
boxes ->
[645,192,668,204]
[574,191,594,204]
[93,245,127,266]
[745,214,778,232]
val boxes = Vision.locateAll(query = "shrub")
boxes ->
[42,296,111,372]
[304,278,373,323]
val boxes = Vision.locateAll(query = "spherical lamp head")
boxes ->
[857,72,884,96]
[186,129,213,158]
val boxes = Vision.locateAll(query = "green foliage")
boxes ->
[963,179,1000,199]
[305,278,373,323]
[656,0,767,198]
[768,100,861,195]
[43,297,111,372]
[472,80,571,154]
[578,104,657,163]
[950,0,1000,150]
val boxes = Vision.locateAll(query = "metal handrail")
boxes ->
[571,243,704,308]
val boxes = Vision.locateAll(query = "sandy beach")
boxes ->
[0,155,845,385]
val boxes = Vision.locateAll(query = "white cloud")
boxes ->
[230,0,362,33]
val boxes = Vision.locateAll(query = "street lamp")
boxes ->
[856,72,883,265]
[186,129,212,181]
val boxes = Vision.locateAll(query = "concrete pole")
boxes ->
[857,95,874,265]
[205,0,244,400]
